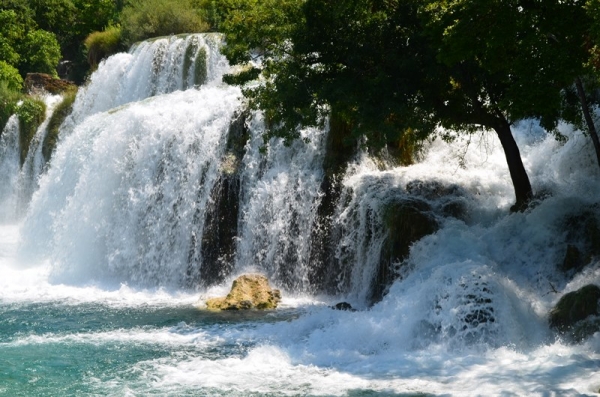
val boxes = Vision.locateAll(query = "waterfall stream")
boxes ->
[0,34,599,396]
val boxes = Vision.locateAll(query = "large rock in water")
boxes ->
[549,284,600,340]
[205,274,281,310]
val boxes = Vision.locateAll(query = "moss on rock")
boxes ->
[16,97,46,165]
[205,274,281,310]
[43,86,77,163]
[549,284,600,337]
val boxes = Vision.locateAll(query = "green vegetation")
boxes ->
[15,96,46,165]
[0,8,61,78]
[0,61,22,91]
[218,0,600,210]
[0,79,21,132]
[43,86,77,163]
[119,0,209,47]
[84,25,123,69]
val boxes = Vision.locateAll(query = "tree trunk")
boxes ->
[575,77,600,170]
[493,118,533,211]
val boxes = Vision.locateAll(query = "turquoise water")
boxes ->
[0,301,302,396]
[0,299,434,396]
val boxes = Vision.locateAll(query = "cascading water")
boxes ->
[18,94,63,211]
[234,113,326,292]
[0,116,21,222]
[1,34,600,396]
[0,94,63,221]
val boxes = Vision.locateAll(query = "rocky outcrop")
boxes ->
[549,284,600,340]
[186,111,249,287]
[370,197,439,303]
[205,274,281,310]
[24,73,76,95]
[559,210,600,276]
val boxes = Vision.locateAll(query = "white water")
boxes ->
[1,34,600,396]
[0,94,63,221]
[235,113,326,291]
[0,117,20,221]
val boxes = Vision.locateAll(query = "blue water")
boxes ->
[0,301,307,396]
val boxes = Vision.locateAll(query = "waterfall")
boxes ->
[18,34,331,293]
[0,116,21,222]
[18,94,63,212]
[61,34,227,137]
[3,33,600,397]
[234,114,326,292]
[13,33,600,314]
[0,94,62,221]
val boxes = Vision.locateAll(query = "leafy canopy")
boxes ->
[120,0,209,46]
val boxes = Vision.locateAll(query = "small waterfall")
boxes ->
[0,116,21,222]
[234,114,326,292]
[0,94,62,221]
[18,94,63,212]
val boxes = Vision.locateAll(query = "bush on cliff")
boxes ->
[84,25,123,69]
[16,96,46,165]
[120,0,209,46]
[43,86,77,163]
[0,80,22,133]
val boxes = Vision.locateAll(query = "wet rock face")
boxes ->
[549,284,600,339]
[559,210,600,276]
[370,197,439,303]
[24,73,76,95]
[205,274,282,310]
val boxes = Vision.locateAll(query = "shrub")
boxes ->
[0,79,22,134]
[43,86,77,163]
[85,25,123,69]
[16,96,46,165]
[120,0,210,46]
[0,61,23,91]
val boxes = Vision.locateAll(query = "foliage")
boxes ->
[84,25,123,68]
[43,86,77,163]
[0,79,22,133]
[0,9,24,66]
[1,0,121,83]
[220,0,597,209]
[119,0,209,46]
[421,0,589,132]
[0,60,23,91]
[16,96,46,165]
[0,8,61,78]
[19,29,62,77]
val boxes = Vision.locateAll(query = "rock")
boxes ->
[24,73,76,95]
[331,302,356,311]
[559,210,600,276]
[549,284,600,337]
[205,274,281,310]
[371,197,438,303]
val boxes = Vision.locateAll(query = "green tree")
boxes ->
[221,0,598,210]
[0,7,62,78]
[19,29,61,76]
[0,9,25,66]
